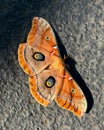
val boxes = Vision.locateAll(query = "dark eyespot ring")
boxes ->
[71,88,75,93]
[45,36,50,41]
[33,52,45,61]
[45,76,56,88]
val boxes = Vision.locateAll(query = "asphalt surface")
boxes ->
[0,0,104,130]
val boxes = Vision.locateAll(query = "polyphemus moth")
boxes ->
[18,17,87,117]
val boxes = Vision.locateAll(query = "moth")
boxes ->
[18,17,87,117]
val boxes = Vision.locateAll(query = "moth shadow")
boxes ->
[53,29,94,113]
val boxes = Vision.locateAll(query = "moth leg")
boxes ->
[18,43,33,76]
[29,76,49,107]
[63,54,69,60]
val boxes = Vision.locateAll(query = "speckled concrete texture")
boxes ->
[0,0,104,130]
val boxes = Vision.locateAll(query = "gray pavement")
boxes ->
[0,0,104,130]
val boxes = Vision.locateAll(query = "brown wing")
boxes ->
[29,65,65,106]
[18,17,59,76]
[27,17,58,56]
[55,71,87,117]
